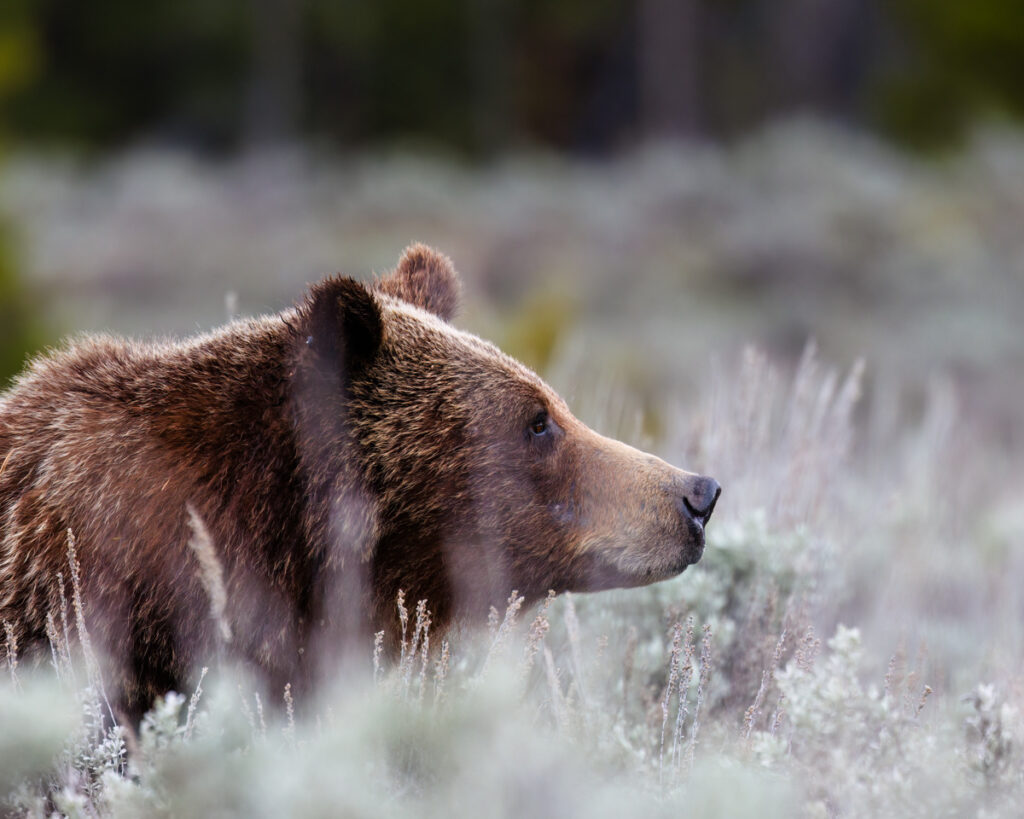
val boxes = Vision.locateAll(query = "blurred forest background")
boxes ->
[3,0,1024,153]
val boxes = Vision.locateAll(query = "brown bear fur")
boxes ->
[0,244,719,721]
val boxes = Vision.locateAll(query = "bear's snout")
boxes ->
[679,476,721,527]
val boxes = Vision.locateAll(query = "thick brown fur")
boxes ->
[0,245,719,721]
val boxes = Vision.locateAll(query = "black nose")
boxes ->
[682,477,721,525]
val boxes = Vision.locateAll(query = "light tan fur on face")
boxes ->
[509,389,711,591]
[572,427,707,581]
[361,291,714,601]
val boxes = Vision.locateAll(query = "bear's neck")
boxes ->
[143,319,317,604]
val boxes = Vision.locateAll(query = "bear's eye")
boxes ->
[528,413,549,437]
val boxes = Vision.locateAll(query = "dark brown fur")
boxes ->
[0,244,719,720]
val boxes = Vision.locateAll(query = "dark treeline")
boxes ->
[2,0,1024,154]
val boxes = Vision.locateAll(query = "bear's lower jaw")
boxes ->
[570,541,704,592]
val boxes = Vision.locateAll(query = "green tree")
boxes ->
[0,0,45,386]
[877,0,1024,147]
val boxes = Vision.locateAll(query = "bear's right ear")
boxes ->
[303,276,382,374]
[374,243,462,322]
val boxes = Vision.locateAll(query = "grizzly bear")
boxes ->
[0,244,719,721]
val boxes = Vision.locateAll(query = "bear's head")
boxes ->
[295,245,720,627]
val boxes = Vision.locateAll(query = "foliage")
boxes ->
[0,1,44,386]
[0,220,43,387]
[879,0,1024,149]
[4,0,1024,152]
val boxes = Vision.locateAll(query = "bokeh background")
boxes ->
[1,2,1024,814]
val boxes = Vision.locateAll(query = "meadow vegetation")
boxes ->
[1,123,1022,816]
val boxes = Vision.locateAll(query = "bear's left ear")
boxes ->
[303,276,382,375]
[374,243,462,322]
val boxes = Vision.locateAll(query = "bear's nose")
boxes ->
[681,476,721,525]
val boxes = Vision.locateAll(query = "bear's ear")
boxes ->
[375,243,462,321]
[303,276,382,373]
